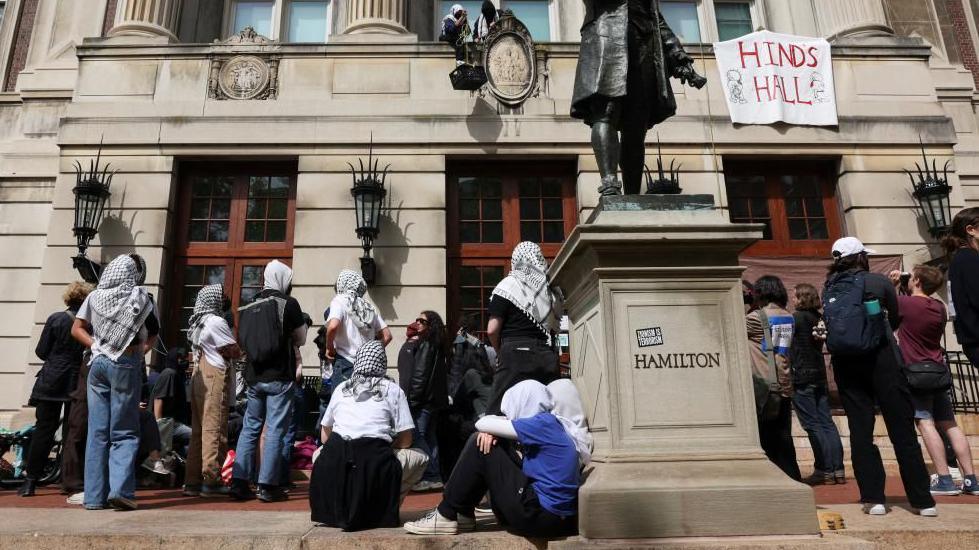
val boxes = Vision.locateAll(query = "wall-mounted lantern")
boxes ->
[348,143,388,286]
[906,142,953,239]
[71,147,113,283]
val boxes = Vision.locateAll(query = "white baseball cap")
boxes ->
[831,237,876,258]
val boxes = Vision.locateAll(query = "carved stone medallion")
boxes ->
[207,27,280,101]
[482,11,539,107]
[218,55,271,100]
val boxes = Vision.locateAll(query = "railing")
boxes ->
[948,351,979,414]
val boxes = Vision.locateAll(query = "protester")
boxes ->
[398,310,449,491]
[18,282,92,497]
[745,276,800,481]
[281,312,314,489]
[183,284,240,497]
[404,379,583,537]
[789,283,845,486]
[440,3,469,64]
[946,207,979,371]
[897,265,979,496]
[150,347,191,459]
[61,347,90,504]
[137,405,170,479]
[70,255,159,511]
[310,340,429,530]
[231,260,306,502]
[326,269,391,389]
[823,237,935,516]
[472,0,499,41]
[486,242,564,414]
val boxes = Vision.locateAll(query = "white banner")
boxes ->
[713,30,837,126]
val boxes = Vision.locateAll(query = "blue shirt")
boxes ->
[512,412,580,518]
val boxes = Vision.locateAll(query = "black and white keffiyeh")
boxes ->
[491,242,564,337]
[90,255,151,360]
[187,284,224,349]
[335,269,377,330]
[341,339,391,401]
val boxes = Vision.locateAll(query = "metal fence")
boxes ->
[948,351,979,414]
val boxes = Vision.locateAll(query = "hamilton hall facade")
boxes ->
[2,0,979,430]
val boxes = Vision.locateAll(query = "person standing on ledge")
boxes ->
[571,0,707,196]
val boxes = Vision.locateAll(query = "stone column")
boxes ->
[341,0,409,35]
[107,0,183,42]
[814,0,893,40]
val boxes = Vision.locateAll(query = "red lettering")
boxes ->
[754,75,772,102]
[764,41,778,66]
[806,46,819,68]
[793,76,812,105]
[739,40,760,69]
[777,43,792,67]
[789,44,807,68]
[773,75,794,104]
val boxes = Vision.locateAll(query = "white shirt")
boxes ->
[194,314,236,370]
[77,295,155,361]
[327,295,387,362]
[321,379,414,443]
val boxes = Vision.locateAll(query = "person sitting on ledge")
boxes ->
[403,379,590,538]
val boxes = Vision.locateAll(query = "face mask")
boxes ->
[406,322,422,339]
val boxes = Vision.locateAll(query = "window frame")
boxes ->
[660,0,763,44]
[723,159,843,257]
[223,0,333,42]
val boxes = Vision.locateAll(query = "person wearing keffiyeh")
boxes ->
[485,242,565,415]
[326,269,392,393]
[70,254,160,511]
[183,284,240,498]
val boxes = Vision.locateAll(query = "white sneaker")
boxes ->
[916,507,938,517]
[404,509,459,535]
[141,458,171,476]
[66,492,84,505]
[863,503,887,515]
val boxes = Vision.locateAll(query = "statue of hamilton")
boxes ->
[571,0,707,196]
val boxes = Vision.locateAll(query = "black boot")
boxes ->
[228,479,256,501]
[17,477,37,497]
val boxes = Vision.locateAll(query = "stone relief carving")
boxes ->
[208,27,279,100]
[481,11,545,107]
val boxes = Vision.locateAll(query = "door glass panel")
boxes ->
[179,264,226,334]
[188,176,234,242]
[239,265,265,306]
[245,175,289,242]
[456,177,504,244]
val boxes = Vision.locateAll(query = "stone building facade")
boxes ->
[1,0,979,424]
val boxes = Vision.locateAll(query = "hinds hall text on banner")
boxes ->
[713,30,838,126]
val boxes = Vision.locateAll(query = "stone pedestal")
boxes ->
[549,195,819,541]
[107,0,183,42]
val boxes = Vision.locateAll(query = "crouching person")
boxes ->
[404,379,590,538]
[310,340,428,531]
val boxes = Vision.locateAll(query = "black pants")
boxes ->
[488,338,559,415]
[833,343,935,509]
[758,398,801,481]
[61,362,89,493]
[26,400,69,479]
[438,434,577,538]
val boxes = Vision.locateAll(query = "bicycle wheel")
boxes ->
[36,441,62,486]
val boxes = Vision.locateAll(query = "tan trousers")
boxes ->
[185,356,232,487]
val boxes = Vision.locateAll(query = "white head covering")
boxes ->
[548,379,593,467]
[341,339,392,401]
[89,255,152,360]
[491,242,564,337]
[263,260,293,294]
[501,380,553,420]
[335,269,377,329]
[188,284,224,349]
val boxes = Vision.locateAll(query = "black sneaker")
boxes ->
[229,480,256,501]
[257,486,289,503]
[17,478,36,497]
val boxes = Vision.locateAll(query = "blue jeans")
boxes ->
[330,355,354,390]
[233,380,294,487]
[792,383,844,473]
[84,353,142,508]
[413,409,442,483]
[279,384,306,485]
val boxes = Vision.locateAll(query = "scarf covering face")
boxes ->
[263,260,293,294]
[491,242,564,336]
[341,339,391,401]
[89,255,152,361]
[501,380,553,420]
[547,379,593,466]
[187,284,224,349]
[335,269,377,330]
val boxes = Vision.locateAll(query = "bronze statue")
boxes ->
[572,0,707,196]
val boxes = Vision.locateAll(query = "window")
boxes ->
[227,0,332,42]
[714,1,753,41]
[661,0,702,43]
[0,2,6,29]
[883,0,958,63]
[724,160,842,256]
[501,0,551,41]
[447,161,577,333]
[170,162,297,343]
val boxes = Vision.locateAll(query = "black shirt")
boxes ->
[950,248,979,346]
[245,289,305,384]
[487,295,547,343]
[31,309,86,402]
[151,367,190,425]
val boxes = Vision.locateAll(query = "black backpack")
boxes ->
[238,296,286,363]
[822,271,886,356]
